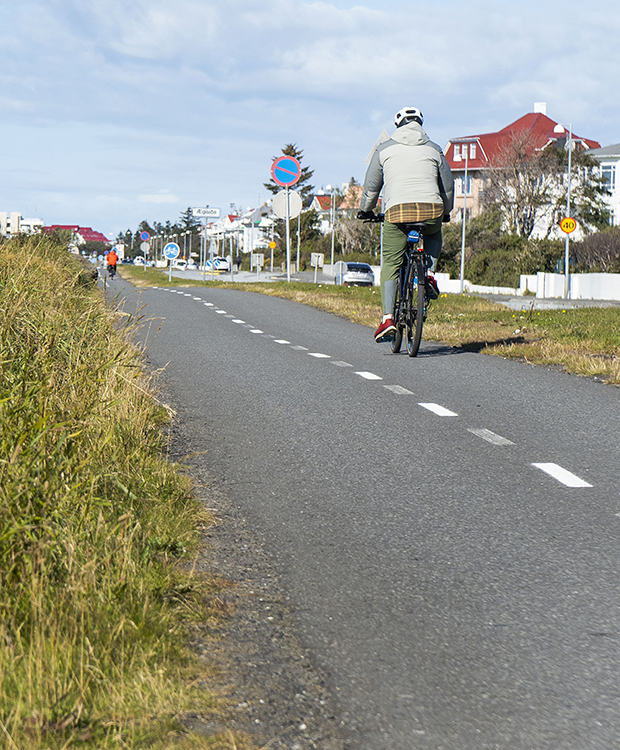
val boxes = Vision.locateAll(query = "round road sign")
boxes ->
[140,231,150,241]
[560,217,577,234]
[163,242,180,260]
[269,241,277,250]
[271,156,302,187]
[140,241,150,253]
[272,189,302,219]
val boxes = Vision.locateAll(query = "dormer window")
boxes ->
[453,144,460,160]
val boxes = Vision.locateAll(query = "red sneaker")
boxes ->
[425,274,440,300]
[374,318,397,342]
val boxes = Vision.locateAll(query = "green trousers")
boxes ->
[381,217,443,315]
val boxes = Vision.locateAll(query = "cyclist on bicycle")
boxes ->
[357,107,454,342]
[106,248,118,278]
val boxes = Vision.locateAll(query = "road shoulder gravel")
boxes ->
[169,420,350,750]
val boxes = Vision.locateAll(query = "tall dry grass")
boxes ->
[0,236,245,749]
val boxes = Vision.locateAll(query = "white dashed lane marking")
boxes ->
[155,288,603,491]
[418,403,458,417]
[356,371,383,380]
[532,463,593,488]
[468,428,514,446]
[384,384,413,395]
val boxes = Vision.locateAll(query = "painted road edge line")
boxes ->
[532,463,593,488]
[468,428,514,446]
[418,403,458,417]
[355,371,383,381]
[308,353,331,359]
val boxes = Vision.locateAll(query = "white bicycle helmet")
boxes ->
[394,106,424,127]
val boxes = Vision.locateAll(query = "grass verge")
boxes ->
[0,238,254,749]
[120,264,620,384]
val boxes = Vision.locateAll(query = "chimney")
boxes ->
[534,102,547,115]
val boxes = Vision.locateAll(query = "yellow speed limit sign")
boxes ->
[560,217,577,234]
[269,241,277,250]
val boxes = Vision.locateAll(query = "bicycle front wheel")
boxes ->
[405,256,426,357]
[391,271,404,354]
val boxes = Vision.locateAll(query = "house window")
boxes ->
[601,164,616,190]
[469,143,476,160]
[456,176,473,196]
[453,144,460,160]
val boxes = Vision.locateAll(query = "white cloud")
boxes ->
[0,0,619,234]
[139,191,179,204]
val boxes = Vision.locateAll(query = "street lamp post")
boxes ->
[455,139,477,294]
[326,185,337,268]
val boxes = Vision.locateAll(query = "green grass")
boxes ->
[0,237,254,749]
[119,264,620,383]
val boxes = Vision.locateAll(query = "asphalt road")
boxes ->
[114,277,620,750]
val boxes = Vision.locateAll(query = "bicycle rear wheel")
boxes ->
[405,256,426,357]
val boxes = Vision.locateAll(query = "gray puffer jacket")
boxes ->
[359,122,454,216]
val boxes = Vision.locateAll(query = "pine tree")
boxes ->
[179,207,202,232]
[264,143,315,207]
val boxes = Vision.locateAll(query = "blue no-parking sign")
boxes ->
[271,156,302,187]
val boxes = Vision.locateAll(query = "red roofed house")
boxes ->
[445,103,601,234]
[310,193,337,234]
[45,225,111,245]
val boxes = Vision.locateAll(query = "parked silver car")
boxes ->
[343,262,374,287]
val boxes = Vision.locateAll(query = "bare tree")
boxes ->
[482,132,561,239]
[482,132,609,239]
[335,215,380,256]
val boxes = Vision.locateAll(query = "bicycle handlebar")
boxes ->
[357,211,384,223]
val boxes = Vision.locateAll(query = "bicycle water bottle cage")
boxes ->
[407,230,420,244]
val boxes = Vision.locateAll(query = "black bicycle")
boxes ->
[358,212,430,357]
[391,223,429,357]
[107,263,116,280]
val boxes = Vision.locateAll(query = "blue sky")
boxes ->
[1,0,619,239]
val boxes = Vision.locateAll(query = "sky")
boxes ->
[2,0,619,240]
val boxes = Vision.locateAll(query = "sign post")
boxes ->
[139,231,150,271]
[269,240,276,274]
[193,209,220,283]
[310,252,324,284]
[560,215,577,298]
[163,242,180,283]
[252,253,264,281]
[271,156,302,281]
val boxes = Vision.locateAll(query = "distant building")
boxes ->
[444,103,601,233]
[309,194,335,234]
[0,212,44,237]
[44,225,111,244]
[589,143,620,226]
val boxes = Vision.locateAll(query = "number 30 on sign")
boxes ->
[560,217,577,234]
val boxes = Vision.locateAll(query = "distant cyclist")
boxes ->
[357,107,454,342]
[106,248,118,278]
